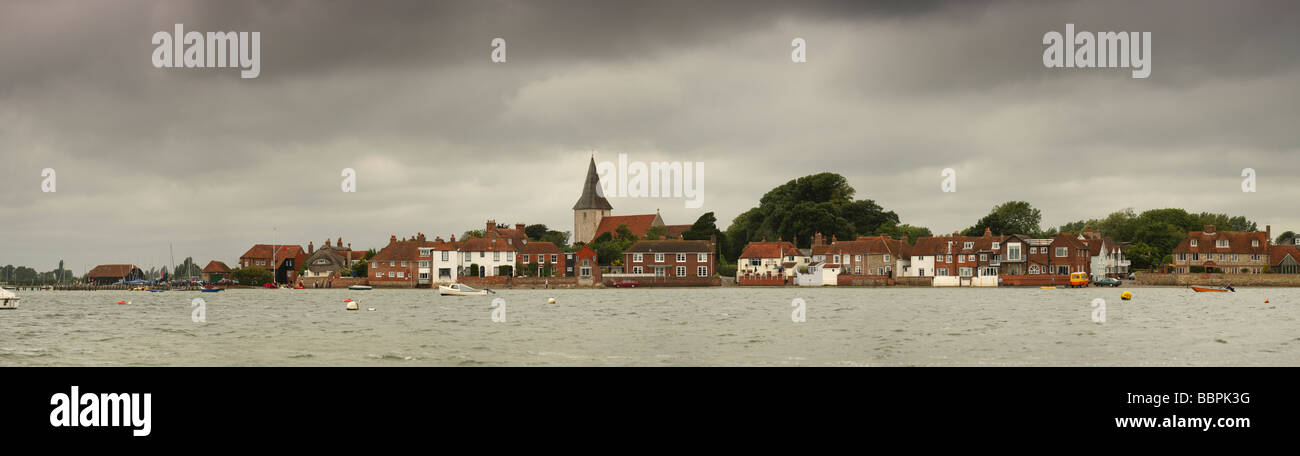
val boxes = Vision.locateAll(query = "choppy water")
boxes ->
[0,287,1297,366]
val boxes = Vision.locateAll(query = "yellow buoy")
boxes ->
[1121,291,1132,301]
[547,297,557,304]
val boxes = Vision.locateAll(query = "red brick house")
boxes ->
[1270,244,1300,274]
[369,234,440,287]
[518,241,566,277]
[573,245,600,282]
[239,244,307,284]
[620,238,717,286]
[1171,225,1272,274]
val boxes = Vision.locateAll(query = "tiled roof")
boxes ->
[739,241,800,259]
[86,264,138,278]
[201,261,231,273]
[1270,245,1300,266]
[520,242,563,255]
[240,244,306,260]
[663,224,693,239]
[1172,230,1270,255]
[624,239,713,253]
[594,214,663,240]
[458,236,519,253]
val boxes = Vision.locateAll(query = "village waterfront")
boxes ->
[2,287,1296,366]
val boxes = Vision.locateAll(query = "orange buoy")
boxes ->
[117,300,126,305]
[1265,298,1270,303]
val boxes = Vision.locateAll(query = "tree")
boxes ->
[539,230,570,248]
[524,224,549,241]
[723,173,900,260]
[878,222,932,245]
[965,201,1042,236]
[232,267,274,287]
[349,259,367,278]
[645,225,667,240]
[1277,231,1296,246]
[462,229,485,240]
[174,257,201,279]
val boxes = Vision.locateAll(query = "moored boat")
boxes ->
[0,287,19,309]
[348,285,373,291]
[439,283,492,296]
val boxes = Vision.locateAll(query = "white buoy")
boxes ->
[367,307,375,311]
[547,297,556,304]
[345,299,358,311]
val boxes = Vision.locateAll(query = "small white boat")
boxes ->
[439,283,493,296]
[0,288,19,310]
[348,285,373,291]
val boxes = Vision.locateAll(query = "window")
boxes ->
[493,252,500,261]
[633,266,643,274]
[1055,247,1067,257]
[1178,253,1186,261]
[1030,247,1037,254]
[855,255,862,262]
[992,242,1000,250]
[479,252,485,258]
[1190,240,1198,247]
[884,254,891,262]
[419,261,429,268]
[675,266,686,277]
[550,254,557,263]
[964,242,974,249]
[397,272,405,278]
[834,255,841,263]
[400,261,407,267]
[389,261,395,267]
[946,255,953,263]
[633,253,643,262]
[937,268,949,276]
[1007,244,1022,261]
[375,272,381,278]
[855,266,861,274]
[522,254,530,263]
[388,272,395,278]
[959,267,973,277]
[979,254,987,261]
[1251,254,1261,261]
[655,253,665,262]
[1029,265,1039,274]
[1217,239,1229,248]
[697,266,708,277]
[580,267,591,277]
[916,256,925,261]
[676,253,686,262]
[698,253,708,262]
[748,258,761,266]
[441,251,449,261]
[1232,254,1239,261]
[1252,240,1260,247]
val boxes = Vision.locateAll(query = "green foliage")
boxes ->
[878,222,932,245]
[173,257,201,279]
[1277,231,1296,246]
[468,263,480,277]
[232,266,274,287]
[497,265,513,277]
[539,230,570,248]
[723,173,899,260]
[524,224,549,241]
[1054,208,1262,270]
[350,260,368,278]
[964,201,1042,236]
[645,225,667,240]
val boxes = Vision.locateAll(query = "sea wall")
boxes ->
[737,275,787,286]
[835,275,893,287]
[1135,272,1300,287]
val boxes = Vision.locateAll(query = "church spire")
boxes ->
[573,155,613,211]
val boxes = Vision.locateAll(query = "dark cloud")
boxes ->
[1,0,1298,270]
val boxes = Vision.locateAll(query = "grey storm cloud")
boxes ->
[1,0,1298,271]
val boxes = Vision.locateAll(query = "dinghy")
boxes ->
[438,283,493,296]
[348,285,373,291]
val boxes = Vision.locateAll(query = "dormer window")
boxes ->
[1190,240,1198,247]
[1216,240,1229,248]
[1252,240,1260,247]
[992,242,1000,250]
[963,242,974,250]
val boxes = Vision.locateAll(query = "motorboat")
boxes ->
[0,287,18,309]
[200,286,223,293]
[348,285,373,291]
[439,283,493,296]
[1191,285,1235,292]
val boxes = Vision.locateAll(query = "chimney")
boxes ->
[308,241,314,254]
[324,238,331,248]
[418,233,426,242]
[516,223,525,232]
[347,243,351,250]
[1204,225,1215,234]
[486,220,495,232]
[337,237,342,247]
[1266,225,1271,245]
[450,234,456,243]
[390,235,397,243]
[983,227,992,237]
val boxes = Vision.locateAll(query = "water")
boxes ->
[1,287,1296,366]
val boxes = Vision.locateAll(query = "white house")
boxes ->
[738,240,805,278]
[1086,237,1130,279]
[418,237,460,285]
[457,234,518,277]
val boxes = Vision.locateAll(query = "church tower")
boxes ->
[573,156,612,244]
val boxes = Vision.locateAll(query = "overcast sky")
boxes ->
[2,0,1298,271]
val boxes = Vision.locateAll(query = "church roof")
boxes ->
[572,157,613,211]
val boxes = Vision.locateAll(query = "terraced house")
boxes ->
[620,238,718,285]
[738,238,803,278]
[1172,225,1272,274]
